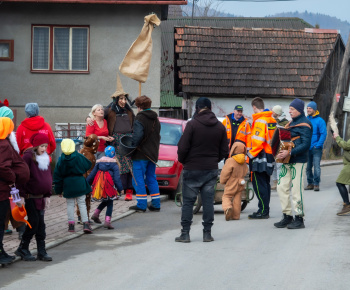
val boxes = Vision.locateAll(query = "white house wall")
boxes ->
[0,3,162,127]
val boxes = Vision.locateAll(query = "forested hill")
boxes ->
[272,11,350,43]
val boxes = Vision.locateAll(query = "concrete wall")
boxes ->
[0,3,162,128]
[187,97,306,122]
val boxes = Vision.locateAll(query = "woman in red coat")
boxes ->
[16,103,56,156]
[0,117,30,265]
[86,104,114,159]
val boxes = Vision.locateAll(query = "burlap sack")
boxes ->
[119,14,161,83]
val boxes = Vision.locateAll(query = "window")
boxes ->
[31,25,89,73]
[0,40,14,61]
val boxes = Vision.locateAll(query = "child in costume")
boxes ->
[15,133,52,261]
[53,139,93,233]
[220,142,248,221]
[87,146,123,229]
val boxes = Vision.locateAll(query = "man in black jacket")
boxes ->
[274,98,312,229]
[129,96,161,212]
[176,97,228,243]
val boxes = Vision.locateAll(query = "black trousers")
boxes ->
[181,169,218,231]
[22,199,46,247]
[0,199,10,247]
[252,171,271,215]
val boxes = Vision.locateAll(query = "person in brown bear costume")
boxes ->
[76,134,100,224]
[220,142,248,221]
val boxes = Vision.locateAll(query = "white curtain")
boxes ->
[72,28,88,71]
[33,27,49,70]
[54,28,69,70]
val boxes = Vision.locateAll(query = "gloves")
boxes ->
[45,197,50,209]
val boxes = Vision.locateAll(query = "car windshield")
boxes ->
[160,123,182,146]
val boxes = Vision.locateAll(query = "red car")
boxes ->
[156,117,187,198]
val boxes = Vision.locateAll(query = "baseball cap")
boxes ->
[234,105,243,111]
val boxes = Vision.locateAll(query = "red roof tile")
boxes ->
[174,27,341,98]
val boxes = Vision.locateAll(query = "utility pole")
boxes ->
[324,33,350,158]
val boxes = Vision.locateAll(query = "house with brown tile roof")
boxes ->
[160,17,314,118]
[0,0,186,128]
[174,26,344,122]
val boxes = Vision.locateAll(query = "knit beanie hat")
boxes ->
[30,133,49,148]
[272,105,283,116]
[290,98,305,114]
[61,138,75,155]
[105,146,116,158]
[195,97,211,110]
[0,117,14,139]
[307,101,317,111]
[25,103,39,118]
[0,106,14,119]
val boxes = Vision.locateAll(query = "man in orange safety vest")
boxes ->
[222,105,251,152]
[247,97,276,220]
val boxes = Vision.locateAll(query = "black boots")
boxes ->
[15,241,36,261]
[37,240,52,262]
[287,215,305,229]
[175,230,190,243]
[0,246,14,265]
[274,214,294,228]
[203,230,214,242]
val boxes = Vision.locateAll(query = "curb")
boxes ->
[12,195,168,263]
[320,160,343,167]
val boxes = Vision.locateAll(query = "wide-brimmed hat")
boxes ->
[111,73,129,99]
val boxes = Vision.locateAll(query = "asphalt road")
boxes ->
[1,165,349,290]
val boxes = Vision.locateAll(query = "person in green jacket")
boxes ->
[333,132,350,216]
[53,139,93,233]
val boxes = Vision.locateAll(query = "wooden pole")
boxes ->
[139,82,142,96]
[324,33,350,158]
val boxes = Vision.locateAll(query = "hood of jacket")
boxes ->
[21,116,45,130]
[308,110,320,119]
[252,110,273,122]
[96,157,119,171]
[138,109,158,121]
[97,156,117,163]
[230,141,247,157]
[194,110,218,127]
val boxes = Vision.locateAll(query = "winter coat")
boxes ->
[20,149,52,197]
[307,111,327,150]
[0,138,30,201]
[178,109,229,170]
[16,116,56,155]
[277,117,289,127]
[132,109,161,163]
[220,142,248,195]
[247,110,276,175]
[105,106,134,136]
[335,136,350,185]
[53,151,92,198]
[86,156,123,192]
[288,113,312,164]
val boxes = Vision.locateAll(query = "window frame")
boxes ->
[0,40,14,61]
[31,24,90,74]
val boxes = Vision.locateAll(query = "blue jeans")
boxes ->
[306,148,322,186]
[132,160,160,210]
[181,169,218,231]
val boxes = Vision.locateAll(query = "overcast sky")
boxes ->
[219,0,350,22]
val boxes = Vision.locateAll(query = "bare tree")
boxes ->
[181,0,224,18]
